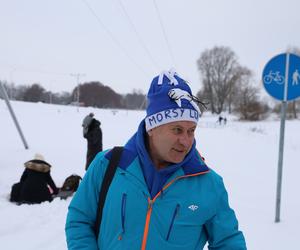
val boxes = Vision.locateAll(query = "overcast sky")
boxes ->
[1,0,300,95]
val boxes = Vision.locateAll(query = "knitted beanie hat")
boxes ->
[34,153,45,161]
[82,113,94,128]
[145,70,201,131]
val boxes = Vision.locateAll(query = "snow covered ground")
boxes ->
[0,99,299,250]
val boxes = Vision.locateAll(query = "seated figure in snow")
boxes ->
[10,153,59,204]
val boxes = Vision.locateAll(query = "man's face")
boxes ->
[147,121,196,169]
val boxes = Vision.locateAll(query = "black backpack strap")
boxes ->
[94,146,123,238]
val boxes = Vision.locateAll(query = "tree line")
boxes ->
[0,81,146,110]
[1,46,299,120]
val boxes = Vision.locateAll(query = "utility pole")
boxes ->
[9,67,17,99]
[70,73,86,109]
[0,82,29,149]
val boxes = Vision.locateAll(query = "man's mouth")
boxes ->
[173,148,185,153]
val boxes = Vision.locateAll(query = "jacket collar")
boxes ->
[135,120,209,174]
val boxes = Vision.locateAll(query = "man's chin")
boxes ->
[169,153,186,164]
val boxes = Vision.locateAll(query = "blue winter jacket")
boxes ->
[65,122,246,250]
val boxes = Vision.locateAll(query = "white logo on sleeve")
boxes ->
[188,205,199,211]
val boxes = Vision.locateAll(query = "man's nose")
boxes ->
[178,133,191,147]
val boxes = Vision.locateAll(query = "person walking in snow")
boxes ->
[82,113,103,170]
[66,70,246,249]
[10,153,58,204]
[218,115,223,125]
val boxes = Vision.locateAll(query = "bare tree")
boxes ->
[273,101,299,119]
[290,101,298,119]
[197,46,246,114]
[122,89,146,110]
[1,81,19,100]
[23,83,45,102]
[235,77,269,120]
[75,81,123,108]
[230,67,253,109]
[55,91,72,105]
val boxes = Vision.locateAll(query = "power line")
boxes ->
[117,0,160,71]
[0,64,70,77]
[81,0,151,77]
[152,0,177,68]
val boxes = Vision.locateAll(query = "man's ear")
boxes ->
[147,129,153,137]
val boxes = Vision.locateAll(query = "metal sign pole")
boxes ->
[275,53,290,222]
[263,52,300,222]
[275,100,286,222]
[0,82,29,149]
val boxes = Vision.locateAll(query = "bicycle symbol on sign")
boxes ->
[263,71,285,85]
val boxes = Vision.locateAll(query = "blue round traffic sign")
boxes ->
[262,53,300,101]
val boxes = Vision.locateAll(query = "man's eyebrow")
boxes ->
[171,125,196,130]
[171,125,182,128]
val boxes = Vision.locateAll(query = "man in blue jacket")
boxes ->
[65,69,247,250]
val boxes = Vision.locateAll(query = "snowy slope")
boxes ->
[0,100,299,249]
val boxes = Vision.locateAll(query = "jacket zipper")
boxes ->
[140,170,209,250]
[118,193,127,240]
[166,204,180,241]
[141,197,153,250]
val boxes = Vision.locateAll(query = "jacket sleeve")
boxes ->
[20,168,28,182]
[65,150,109,250]
[85,126,103,170]
[205,177,247,250]
[46,172,59,195]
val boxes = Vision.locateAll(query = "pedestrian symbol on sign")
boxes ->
[292,69,299,85]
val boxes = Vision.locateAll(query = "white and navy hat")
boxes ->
[145,69,201,131]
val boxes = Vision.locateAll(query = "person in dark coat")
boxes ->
[82,113,103,170]
[218,115,223,125]
[10,153,59,204]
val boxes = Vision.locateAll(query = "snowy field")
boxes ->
[0,99,299,250]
